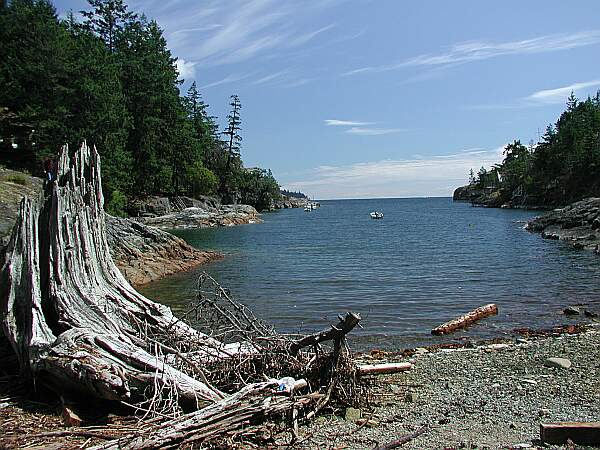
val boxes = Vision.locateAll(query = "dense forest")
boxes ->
[0,0,281,214]
[469,92,600,207]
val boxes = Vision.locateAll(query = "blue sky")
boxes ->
[54,0,600,199]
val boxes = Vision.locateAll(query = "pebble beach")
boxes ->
[304,325,600,449]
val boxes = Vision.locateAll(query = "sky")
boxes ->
[54,0,600,199]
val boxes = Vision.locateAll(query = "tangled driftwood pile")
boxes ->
[0,143,368,447]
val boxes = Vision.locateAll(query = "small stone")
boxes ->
[390,384,402,394]
[544,357,572,369]
[345,407,361,421]
[563,306,581,315]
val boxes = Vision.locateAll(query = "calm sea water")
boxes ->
[139,198,600,350]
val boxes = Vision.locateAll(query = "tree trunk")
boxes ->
[0,143,224,407]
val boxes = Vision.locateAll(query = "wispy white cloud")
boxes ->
[324,119,403,136]
[282,146,505,199]
[324,119,374,126]
[289,24,335,47]
[251,70,289,85]
[344,30,600,76]
[285,78,315,88]
[346,127,404,136]
[148,0,348,68]
[526,80,600,104]
[200,73,253,89]
[468,79,600,110]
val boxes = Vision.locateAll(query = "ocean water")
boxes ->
[139,198,600,350]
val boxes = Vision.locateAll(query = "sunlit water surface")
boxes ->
[139,198,600,350]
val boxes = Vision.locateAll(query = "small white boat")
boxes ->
[370,211,384,219]
[304,200,320,211]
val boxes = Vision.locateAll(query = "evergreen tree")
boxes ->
[117,18,182,194]
[223,94,242,170]
[63,16,132,213]
[0,0,72,172]
[81,0,136,53]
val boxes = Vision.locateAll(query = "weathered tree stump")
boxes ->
[0,143,224,407]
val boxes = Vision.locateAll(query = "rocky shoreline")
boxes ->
[304,325,600,449]
[453,180,600,256]
[0,170,251,285]
[2,324,598,449]
[106,215,221,285]
[525,197,600,254]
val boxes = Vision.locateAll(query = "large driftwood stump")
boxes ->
[0,143,224,407]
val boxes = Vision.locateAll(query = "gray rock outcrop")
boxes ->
[0,171,221,285]
[525,197,600,254]
[106,216,220,285]
[139,204,261,229]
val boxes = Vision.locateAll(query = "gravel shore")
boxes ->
[304,326,600,449]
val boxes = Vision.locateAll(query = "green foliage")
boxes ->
[6,174,27,185]
[105,188,127,216]
[471,91,600,206]
[186,161,218,196]
[280,189,307,199]
[0,0,282,213]
[239,168,280,212]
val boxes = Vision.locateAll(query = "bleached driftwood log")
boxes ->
[431,303,498,335]
[0,143,225,407]
[92,381,304,450]
[357,362,412,375]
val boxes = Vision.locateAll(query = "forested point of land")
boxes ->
[466,91,600,207]
[0,0,281,214]
[279,189,308,199]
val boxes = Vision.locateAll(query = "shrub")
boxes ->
[105,189,128,217]
[6,174,28,185]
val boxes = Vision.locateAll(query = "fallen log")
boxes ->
[540,422,600,445]
[357,362,412,375]
[431,303,498,335]
[91,381,305,450]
